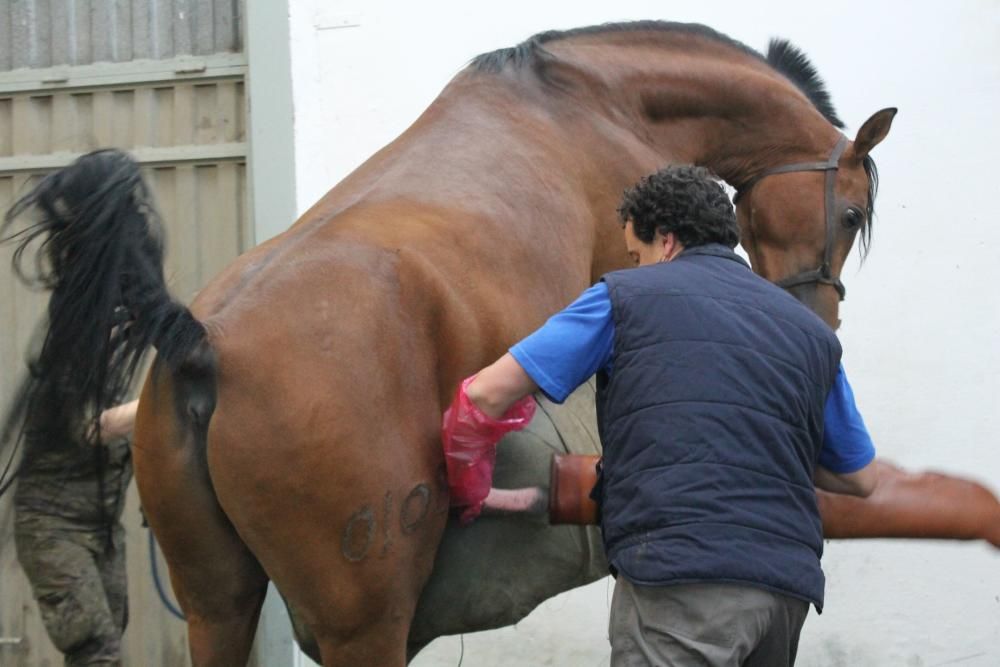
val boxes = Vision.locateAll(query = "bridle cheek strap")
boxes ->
[736,135,850,301]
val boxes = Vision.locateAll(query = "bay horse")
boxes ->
[5,21,996,667]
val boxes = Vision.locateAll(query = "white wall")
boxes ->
[284,1,1000,665]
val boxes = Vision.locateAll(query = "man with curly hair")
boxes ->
[441,165,878,666]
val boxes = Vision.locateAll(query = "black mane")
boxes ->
[470,21,843,133]
[765,39,844,129]
[471,21,762,73]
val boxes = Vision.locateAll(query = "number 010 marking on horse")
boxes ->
[341,482,438,562]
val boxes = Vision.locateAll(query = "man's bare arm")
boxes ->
[465,353,539,418]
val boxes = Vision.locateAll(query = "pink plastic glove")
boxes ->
[441,376,536,523]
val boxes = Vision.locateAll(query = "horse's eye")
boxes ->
[841,207,864,230]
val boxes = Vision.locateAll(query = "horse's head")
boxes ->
[734,108,896,329]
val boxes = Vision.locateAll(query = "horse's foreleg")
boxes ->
[818,460,1000,547]
[133,378,270,667]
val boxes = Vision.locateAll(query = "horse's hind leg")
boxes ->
[133,374,269,666]
[228,443,446,666]
[207,403,448,666]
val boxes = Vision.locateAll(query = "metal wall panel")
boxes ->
[0,77,246,160]
[0,0,242,71]
[0,23,248,663]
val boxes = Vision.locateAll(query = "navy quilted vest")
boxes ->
[596,244,841,609]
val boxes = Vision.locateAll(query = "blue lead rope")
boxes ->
[148,530,185,621]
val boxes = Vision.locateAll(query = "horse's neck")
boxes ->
[296,44,838,294]
[542,37,839,188]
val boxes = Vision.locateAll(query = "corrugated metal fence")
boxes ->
[0,0,242,69]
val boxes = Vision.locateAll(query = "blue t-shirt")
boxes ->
[510,283,875,474]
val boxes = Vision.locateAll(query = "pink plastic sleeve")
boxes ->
[441,376,536,523]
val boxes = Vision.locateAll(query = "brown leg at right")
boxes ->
[819,460,1000,547]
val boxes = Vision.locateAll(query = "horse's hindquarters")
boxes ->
[199,281,449,663]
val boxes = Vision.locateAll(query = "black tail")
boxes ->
[1,149,213,492]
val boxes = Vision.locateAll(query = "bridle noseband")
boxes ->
[734,135,850,301]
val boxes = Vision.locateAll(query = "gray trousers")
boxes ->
[610,579,809,667]
[15,523,128,666]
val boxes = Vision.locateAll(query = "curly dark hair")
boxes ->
[617,165,739,249]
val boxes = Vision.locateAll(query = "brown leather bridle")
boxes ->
[734,135,850,301]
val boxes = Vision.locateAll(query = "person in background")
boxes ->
[2,151,146,666]
[441,165,878,666]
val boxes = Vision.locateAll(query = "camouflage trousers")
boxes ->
[14,522,128,666]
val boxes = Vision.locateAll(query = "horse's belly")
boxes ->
[409,379,608,644]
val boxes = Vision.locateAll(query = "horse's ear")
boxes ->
[853,108,897,159]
